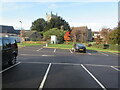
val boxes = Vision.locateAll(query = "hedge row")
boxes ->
[23,41,46,44]
[91,44,119,51]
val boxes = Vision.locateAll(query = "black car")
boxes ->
[73,43,86,53]
[0,37,18,66]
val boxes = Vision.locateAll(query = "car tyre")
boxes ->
[8,54,16,66]
[83,50,86,53]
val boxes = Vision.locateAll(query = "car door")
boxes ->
[2,39,12,64]
[0,39,2,68]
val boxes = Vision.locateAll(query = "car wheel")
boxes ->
[8,54,16,65]
[83,50,86,53]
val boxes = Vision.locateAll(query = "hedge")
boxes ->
[91,44,119,51]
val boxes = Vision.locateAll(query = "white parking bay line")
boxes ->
[69,49,73,53]
[111,66,120,71]
[112,53,119,56]
[88,53,92,55]
[0,62,21,73]
[81,64,107,90]
[36,48,43,51]
[39,63,52,90]
[100,52,109,56]
[54,48,56,52]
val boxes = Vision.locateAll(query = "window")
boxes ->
[0,39,2,50]
[3,39,11,48]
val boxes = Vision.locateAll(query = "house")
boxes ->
[71,26,92,42]
[88,29,92,41]
[92,31,100,38]
[118,21,120,27]
[21,31,42,41]
[0,25,20,37]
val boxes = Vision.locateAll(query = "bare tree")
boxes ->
[100,28,110,44]
[71,27,88,43]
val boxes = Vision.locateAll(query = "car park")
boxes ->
[0,37,18,66]
[73,43,86,53]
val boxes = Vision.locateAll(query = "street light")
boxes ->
[19,21,22,30]
[19,21,22,44]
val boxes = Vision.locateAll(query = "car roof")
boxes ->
[0,37,15,39]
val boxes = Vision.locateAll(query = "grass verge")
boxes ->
[47,44,119,53]
[18,43,43,47]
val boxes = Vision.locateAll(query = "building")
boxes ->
[46,11,58,22]
[118,21,120,27]
[71,26,92,42]
[21,31,42,41]
[0,25,20,37]
[92,31,100,38]
[88,29,92,41]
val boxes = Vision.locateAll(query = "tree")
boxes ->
[100,28,110,44]
[43,28,66,43]
[45,16,70,31]
[109,28,120,44]
[31,18,46,32]
[71,29,87,43]
[94,35,102,44]
[64,31,71,44]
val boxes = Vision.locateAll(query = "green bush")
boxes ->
[92,44,104,49]
[92,44,119,51]
[43,28,66,43]
[109,44,119,51]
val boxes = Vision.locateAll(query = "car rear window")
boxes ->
[0,39,2,46]
[0,39,2,50]
[3,39,11,48]
[8,38,16,44]
[77,44,85,47]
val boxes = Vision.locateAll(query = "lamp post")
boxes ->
[19,21,22,44]
[19,21,22,30]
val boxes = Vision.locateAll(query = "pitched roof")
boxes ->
[0,25,15,33]
[24,31,35,37]
[71,26,88,31]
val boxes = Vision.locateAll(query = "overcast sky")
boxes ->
[0,0,119,31]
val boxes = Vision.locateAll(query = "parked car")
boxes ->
[0,37,18,66]
[73,43,86,53]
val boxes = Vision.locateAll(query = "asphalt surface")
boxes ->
[1,45,119,90]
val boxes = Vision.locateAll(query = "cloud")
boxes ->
[0,18,32,30]
[48,3,59,9]
[1,2,34,11]
[1,0,119,2]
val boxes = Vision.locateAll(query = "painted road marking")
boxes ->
[54,49,56,52]
[112,53,119,56]
[84,64,113,67]
[100,52,109,56]
[36,48,43,51]
[21,54,54,57]
[22,62,120,68]
[41,55,54,57]
[81,64,107,90]
[111,66,120,71]
[39,63,52,90]
[88,53,92,55]
[0,62,21,73]
[69,49,73,53]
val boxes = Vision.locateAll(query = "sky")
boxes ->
[0,0,119,31]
